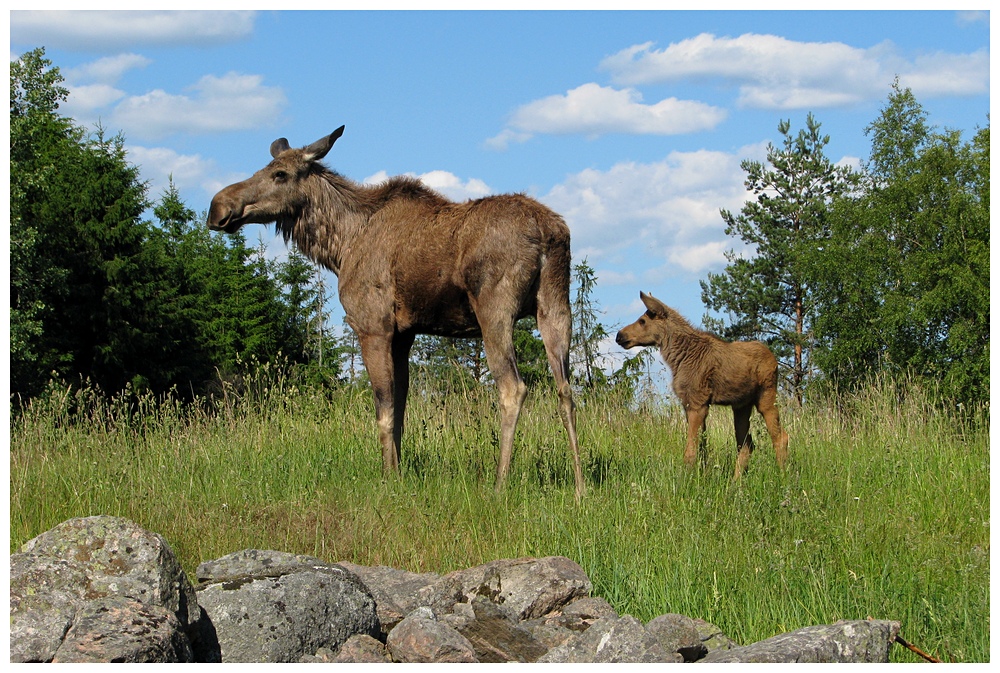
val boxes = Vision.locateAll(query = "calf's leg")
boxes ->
[683,404,709,468]
[733,404,755,479]
[757,396,789,469]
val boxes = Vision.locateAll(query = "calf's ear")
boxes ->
[639,291,669,318]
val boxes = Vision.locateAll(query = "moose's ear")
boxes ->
[270,138,291,158]
[302,125,345,162]
[639,291,669,317]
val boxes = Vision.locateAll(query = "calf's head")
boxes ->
[207,126,345,234]
[616,291,670,349]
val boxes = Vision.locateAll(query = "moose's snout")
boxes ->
[207,194,242,233]
[615,330,631,349]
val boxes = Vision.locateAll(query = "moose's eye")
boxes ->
[638,318,646,325]
[273,170,288,182]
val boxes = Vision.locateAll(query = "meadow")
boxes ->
[9,366,990,662]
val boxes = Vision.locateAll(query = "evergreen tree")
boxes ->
[701,113,859,404]
[10,48,159,396]
[570,259,609,390]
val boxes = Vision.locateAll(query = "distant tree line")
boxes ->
[10,48,340,403]
[11,50,987,410]
[9,49,636,408]
[702,80,988,407]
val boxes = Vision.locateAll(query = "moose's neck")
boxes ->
[659,313,709,372]
[279,172,370,276]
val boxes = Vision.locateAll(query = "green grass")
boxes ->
[9,370,990,662]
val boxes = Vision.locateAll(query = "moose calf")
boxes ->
[616,292,789,478]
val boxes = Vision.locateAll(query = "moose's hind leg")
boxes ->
[733,404,755,480]
[758,398,789,469]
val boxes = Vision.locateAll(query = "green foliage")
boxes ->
[701,113,859,403]
[809,81,989,405]
[571,259,610,391]
[9,49,341,402]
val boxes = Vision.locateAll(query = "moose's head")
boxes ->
[207,126,345,234]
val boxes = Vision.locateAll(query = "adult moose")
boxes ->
[208,126,585,500]
[616,292,789,479]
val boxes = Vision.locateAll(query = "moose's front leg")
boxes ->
[358,334,401,473]
[683,404,709,468]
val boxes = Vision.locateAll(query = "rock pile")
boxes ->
[10,515,901,663]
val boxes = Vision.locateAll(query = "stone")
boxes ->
[647,612,708,661]
[196,560,380,662]
[51,598,193,663]
[693,617,740,652]
[446,556,592,621]
[701,619,902,663]
[337,561,465,633]
[387,612,478,662]
[10,516,210,662]
[562,595,619,620]
[332,634,393,662]
[455,597,550,662]
[196,548,327,583]
[539,614,675,663]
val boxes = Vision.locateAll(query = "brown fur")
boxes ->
[615,292,789,478]
[208,127,585,499]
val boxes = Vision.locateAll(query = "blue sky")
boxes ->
[9,8,991,378]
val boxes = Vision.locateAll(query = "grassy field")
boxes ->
[9,367,990,662]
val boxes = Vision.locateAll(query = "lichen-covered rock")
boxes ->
[538,615,676,663]
[10,516,208,663]
[387,611,478,662]
[336,561,465,633]
[692,617,740,652]
[701,619,901,663]
[332,634,393,662]
[562,595,619,620]
[51,598,193,663]
[445,556,592,621]
[196,558,379,663]
[454,597,549,662]
[647,613,708,661]
[196,548,327,583]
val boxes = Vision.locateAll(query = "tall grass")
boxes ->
[9,368,989,662]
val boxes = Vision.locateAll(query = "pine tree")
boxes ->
[701,113,859,404]
[570,259,609,391]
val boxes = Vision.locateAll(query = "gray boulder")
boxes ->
[51,598,193,663]
[195,550,380,663]
[336,561,464,632]
[538,614,675,663]
[445,556,592,621]
[701,619,901,663]
[647,612,708,661]
[10,515,207,663]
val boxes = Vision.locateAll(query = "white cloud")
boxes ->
[601,33,989,109]
[64,84,126,116]
[363,170,493,202]
[64,53,151,85]
[110,72,287,140]
[489,83,726,147]
[541,144,768,277]
[127,145,243,204]
[10,10,256,50]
